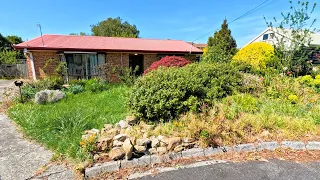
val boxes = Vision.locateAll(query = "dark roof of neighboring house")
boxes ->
[14,35,203,54]
[187,42,207,49]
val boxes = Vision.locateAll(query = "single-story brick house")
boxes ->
[14,35,202,82]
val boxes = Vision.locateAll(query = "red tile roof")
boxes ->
[15,35,203,54]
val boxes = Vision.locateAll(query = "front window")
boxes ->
[263,34,269,40]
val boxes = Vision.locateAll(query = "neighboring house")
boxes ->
[14,35,202,82]
[245,27,320,63]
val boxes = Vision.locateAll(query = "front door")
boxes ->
[129,54,144,75]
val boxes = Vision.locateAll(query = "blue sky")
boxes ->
[0,0,319,47]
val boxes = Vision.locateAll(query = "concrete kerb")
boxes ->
[84,140,320,178]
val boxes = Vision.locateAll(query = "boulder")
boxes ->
[148,148,157,155]
[134,145,147,154]
[96,137,113,151]
[113,140,124,147]
[102,128,119,137]
[182,142,195,149]
[85,128,99,135]
[103,124,113,131]
[109,147,125,161]
[183,138,195,143]
[130,137,137,146]
[151,138,160,148]
[114,134,128,142]
[35,90,65,104]
[136,138,151,147]
[174,145,184,153]
[118,120,129,129]
[122,139,133,160]
[167,137,182,151]
[157,147,167,155]
[125,116,137,125]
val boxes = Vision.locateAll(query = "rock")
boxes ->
[143,133,149,139]
[85,128,100,135]
[157,147,167,155]
[82,134,90,140]
[183,138,195,143]
[103,124,113,131]
[96,137,113,151]
[159,141,168,147]
[151,138,160,148]
[35,90,65,104]
[114,134,128,142]
[174,145,184,152]
[125,116,137,125]
[122,139,133,160]
[261,130,270,137]
[94,154,100,161]
[148,148,157,155]
[182,142,195,149]
[113,140,124,147]
[119,120,129,129]
[109,147,125,161]
[114,123,121,130]
[167,137,182,151]
[130,137,136,145]
[134,145,147,154]
[136,138,151,147]
[120,129,126,134]
[102,128,119,137]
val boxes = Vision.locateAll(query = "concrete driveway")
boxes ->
[140,159,320,180]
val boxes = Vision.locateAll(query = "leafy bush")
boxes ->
[112,66,138,86]
[35,76,64,90]
[85,78,108,92]
[240,73,263,93]
[67,84,85,95]
[143,56,191,74]
[69,79,87,87]
[21,84,36,101]
[128,62,243,121]
[232,42,276,70]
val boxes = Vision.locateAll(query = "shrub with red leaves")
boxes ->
[143,56,191,75]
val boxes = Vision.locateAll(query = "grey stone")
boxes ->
[157,147,168,155]
[167,151,183,160]
[233,143,256,152]
[134,145,147,153]
[136,138,151,146]
[257,141,278,151]
[182,148,204,158]
[148,148,157,155]
[219,146,233,153]
[114,134,128,142]
[281,141,306,150]
[203,147,223,156]
[118,120,129,129]
[35,90,65,104]
[85,161,120,178]
[113,140,124,147]
[306,141,320,150]
[151,138,160,148]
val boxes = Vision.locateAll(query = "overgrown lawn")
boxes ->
[8,84,129,161]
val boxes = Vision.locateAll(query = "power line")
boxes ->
[192,0,281,43]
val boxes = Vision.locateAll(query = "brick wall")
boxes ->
[26,51,59,79]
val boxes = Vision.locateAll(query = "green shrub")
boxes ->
[127,62,243,121]
[69,79,87,87]
[240,73,263,93]
[21,84,36,101]
[112,66,138,86]
[85,78,108,92]
[35,76,64,90]
[67,84,85,95]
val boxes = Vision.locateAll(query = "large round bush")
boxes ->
[128,63,243,121]
[232,42,275,70]
[143,56,191,74]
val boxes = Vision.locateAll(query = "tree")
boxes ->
[265,0,318,76]
[0,33,11,51]
[91,17,140,38]
[202,19,237,63]
[6,35,23,45]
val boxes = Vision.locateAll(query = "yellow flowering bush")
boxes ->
[232,42,275,70]
[288,94,298,104]
[80,134,97,155]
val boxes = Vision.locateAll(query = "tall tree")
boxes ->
[6,35,23,45]
[0,33,11,51]
[202,19,237,63]
[91,17,140,38]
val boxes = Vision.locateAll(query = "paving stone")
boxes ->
[181,148,204,158]
[281,141,306,150]
[85,161,120,178]
[233,143,256,152]
[306,141,320,150]
[167,151,183,160]
[257,141,279,151]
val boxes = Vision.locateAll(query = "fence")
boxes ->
[0,59,28,78]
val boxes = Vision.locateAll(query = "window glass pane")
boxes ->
[263,34,269,40]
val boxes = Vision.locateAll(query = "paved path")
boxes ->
[140,159,320,180]
[0,115,74,180]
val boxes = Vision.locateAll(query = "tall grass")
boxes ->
[8,84,129,161]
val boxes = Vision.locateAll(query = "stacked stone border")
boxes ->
[85,141,320,178]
